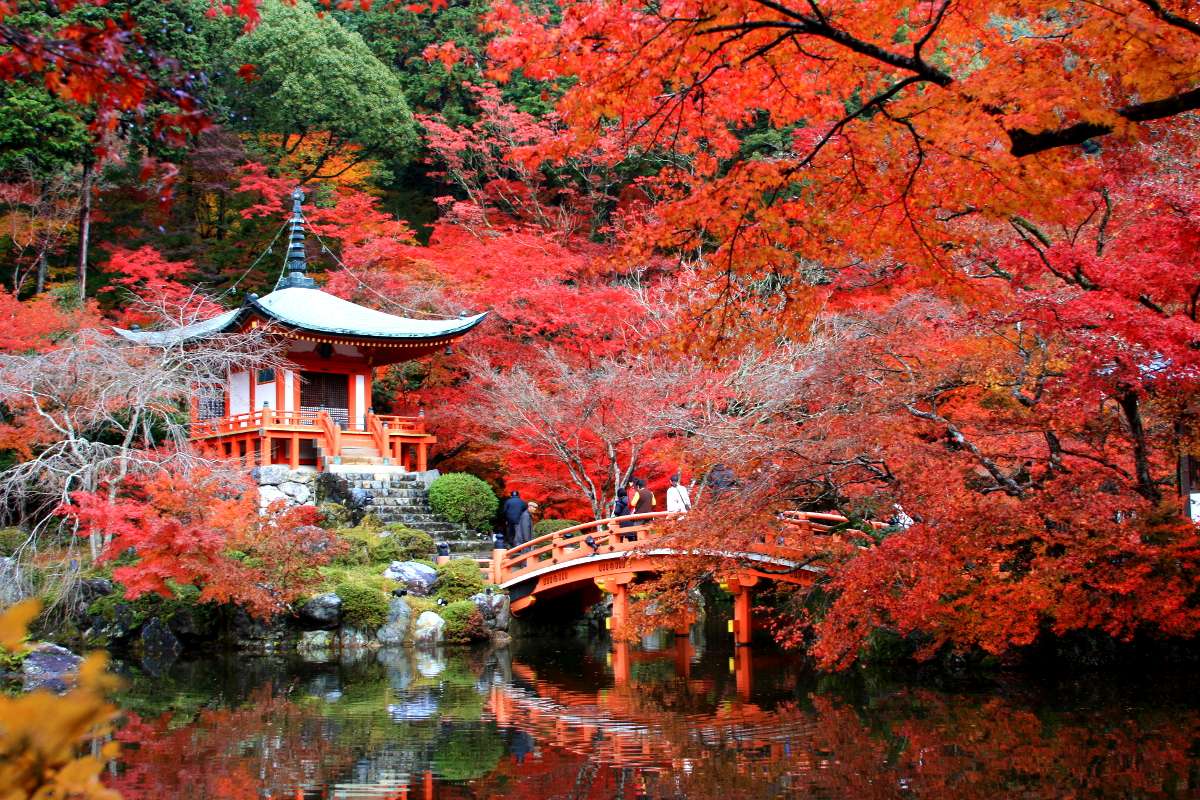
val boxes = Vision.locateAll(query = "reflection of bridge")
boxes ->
[485,644,812,773]
[473,511,871,644]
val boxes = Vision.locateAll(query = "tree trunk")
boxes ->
[1119,390,1161,503]
[36,250,47,294]
[76,158,93,304]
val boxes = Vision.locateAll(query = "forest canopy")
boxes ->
[1,0,1199,669]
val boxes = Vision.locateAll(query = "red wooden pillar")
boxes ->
[289,433,300,469]
[416,442,428,472]
[729,573,759,647]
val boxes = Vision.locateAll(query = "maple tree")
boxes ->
[66,466,339,617]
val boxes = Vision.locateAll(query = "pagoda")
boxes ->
[113,188,486,472]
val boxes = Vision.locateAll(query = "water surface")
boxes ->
[109,632,1200,798]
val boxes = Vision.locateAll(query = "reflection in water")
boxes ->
[109,631,1200,798]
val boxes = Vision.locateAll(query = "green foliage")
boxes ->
[434,559,485,603]
[0,85,88,176]
[332,525,435,566]
[532,519,581,537]
[427,473,498,532]
[225,0,418,174]
[318,503,352,529]
[334,582,389,630]
[0,528,28,556]
[441,599,488,645]
[372,526,435,563]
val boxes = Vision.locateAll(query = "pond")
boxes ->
[108,631,1200,799]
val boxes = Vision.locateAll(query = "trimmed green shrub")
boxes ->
[427,473,498,532]
[0,527,28,556]
[441,599,489,644]
[434,558,486,602]
[372,526,435,562]
[334,582,389,630]
[318,503,351,528]
[532,519,581,538]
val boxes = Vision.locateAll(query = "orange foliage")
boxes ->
[0,600,122,800]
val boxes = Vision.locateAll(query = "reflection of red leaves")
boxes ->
[236,63,259,83]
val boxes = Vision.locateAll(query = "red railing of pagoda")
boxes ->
[191,408,319,437]
[315,410,341,456]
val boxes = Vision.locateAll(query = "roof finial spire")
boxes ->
[280,186,316,289]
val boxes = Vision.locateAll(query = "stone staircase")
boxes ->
[339,471,483,549]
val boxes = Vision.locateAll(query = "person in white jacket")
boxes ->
[665,474,691,513]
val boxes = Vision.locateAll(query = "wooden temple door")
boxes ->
[299,371,350,429]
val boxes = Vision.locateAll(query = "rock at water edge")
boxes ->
[377,596,412,646]
[297,593,342,630]
[22,643,82,691]
[298,630,335,659]
[413,611,445,646]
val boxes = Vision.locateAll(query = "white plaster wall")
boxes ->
[257,381,276,410]
[229,370,251,415]
[355,373,366,428]
[282,369,295,412]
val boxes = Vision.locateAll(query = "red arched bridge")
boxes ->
[466,511,877,645]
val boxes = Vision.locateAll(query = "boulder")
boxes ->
[298,630,335,658]
[0,557,29,606]
[279,481,311,504]
[297,593,342,630]
[22,643,82,692]
[383,561,438,596]
[232,609,290,653]
[340,627,374,650]
[491,630,512,647]
[413,611,445,646]
[471,592,510,632]
[258,484,288,508]
[252,465,292,486]
[376,597,412,647]
[138,617,181,674]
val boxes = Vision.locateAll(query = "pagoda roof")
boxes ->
[112,286,487,346]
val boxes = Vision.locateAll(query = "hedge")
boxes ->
[532,519,581,538]
[427,472,498,532]
[334,582,389,630]
[434,558,486,602]
[371,526,435,563]
[441,599,489,644]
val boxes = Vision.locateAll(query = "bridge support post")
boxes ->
[729,573,759,647]
[611,580,629,638]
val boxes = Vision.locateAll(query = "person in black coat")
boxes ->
[502,491,527,547]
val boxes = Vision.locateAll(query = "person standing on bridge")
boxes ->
[633,478,655,516]
[665,474,691,513]
[502,490,527,547]
[514,501,537,546]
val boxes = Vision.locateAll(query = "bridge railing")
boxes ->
[490,512,677,585]
[480,509,886,585]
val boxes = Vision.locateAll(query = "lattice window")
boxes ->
[299,371,349,428]
[196,386,224,421]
